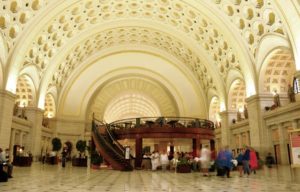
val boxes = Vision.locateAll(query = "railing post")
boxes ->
[136,118,140,128]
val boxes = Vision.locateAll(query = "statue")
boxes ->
[243,105,248,119]
[273,90,281,108]
[13,102,19,116]
[21,106,27,119]
[287,84,296,103]
[237,110,242,121]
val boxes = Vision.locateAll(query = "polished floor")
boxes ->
[1,163,300,192]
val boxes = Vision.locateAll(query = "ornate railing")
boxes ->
[108,116,214,131]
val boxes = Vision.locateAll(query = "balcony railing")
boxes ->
[108,116,214,131]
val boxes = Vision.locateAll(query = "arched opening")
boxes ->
[260,48,296,94]
[209,96,220,128]
[228,79,246,113]
[103,92,161,123]
[15,75,36,107]
[44,93,56,118]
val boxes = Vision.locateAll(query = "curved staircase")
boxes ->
[91,120,133,171]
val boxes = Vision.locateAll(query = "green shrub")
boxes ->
[76,140,86,154]
[52,137,62,151]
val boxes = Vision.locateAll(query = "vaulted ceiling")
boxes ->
[0,0,299,123]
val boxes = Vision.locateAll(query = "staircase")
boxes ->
[92,120,133,171]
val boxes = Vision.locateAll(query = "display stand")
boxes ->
[289,129,300,168]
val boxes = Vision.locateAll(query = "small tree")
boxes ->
[52,137,62,152]
[76,140,86,157]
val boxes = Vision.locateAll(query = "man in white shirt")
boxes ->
[0,148,13,178]
[160,150,169,171]
[200,145,211,176]
[150,150,160,171]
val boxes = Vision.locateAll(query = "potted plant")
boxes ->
[72,140,87,167]
[51,137,62,164]
[90,150,103,169]
[76,140,86,158]
[176,157,191,173]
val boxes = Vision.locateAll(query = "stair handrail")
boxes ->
[92,119,126,159]
[105,124,126,155]
[93,118,126,156]
[92,119,133,170]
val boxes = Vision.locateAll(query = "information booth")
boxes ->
[289,129,300,168]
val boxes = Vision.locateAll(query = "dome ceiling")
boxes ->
[19,0,246,87]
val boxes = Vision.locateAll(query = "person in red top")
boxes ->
[249,147,258,174]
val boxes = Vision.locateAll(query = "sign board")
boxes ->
[125,146,130,160]
[289,129,300,168]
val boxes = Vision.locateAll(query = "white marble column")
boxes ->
[220,111,230,147]
[0,90,15,148]
[219,110,235,147]
[26,107,44,161]
[246,94,273,156]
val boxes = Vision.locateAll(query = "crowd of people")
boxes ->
[0,144,277,182]
[141,145,276,178]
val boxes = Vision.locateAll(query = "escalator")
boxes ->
[91,120,133,171]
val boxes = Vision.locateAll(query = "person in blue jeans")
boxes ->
[236,150,244,177]
[242,146,251,175]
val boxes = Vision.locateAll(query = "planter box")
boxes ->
[46,156,59,165]
[72,158,87,167]
[176,164,191,173]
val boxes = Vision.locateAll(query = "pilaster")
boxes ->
[278,123,289,164]
[26,107,44,161]
[19,131,24,146]
[292,120,299,129]
[0,90,15,148]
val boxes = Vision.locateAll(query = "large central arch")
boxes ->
[87,76,179,123]
[58,51,206,120]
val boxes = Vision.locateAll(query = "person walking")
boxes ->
[61,147,68,168]
[236,150,244,177]
[249,147,258,174]
[242,146,251,176]
[200,145,211,176]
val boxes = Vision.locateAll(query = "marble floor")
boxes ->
[1,163,300,192]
